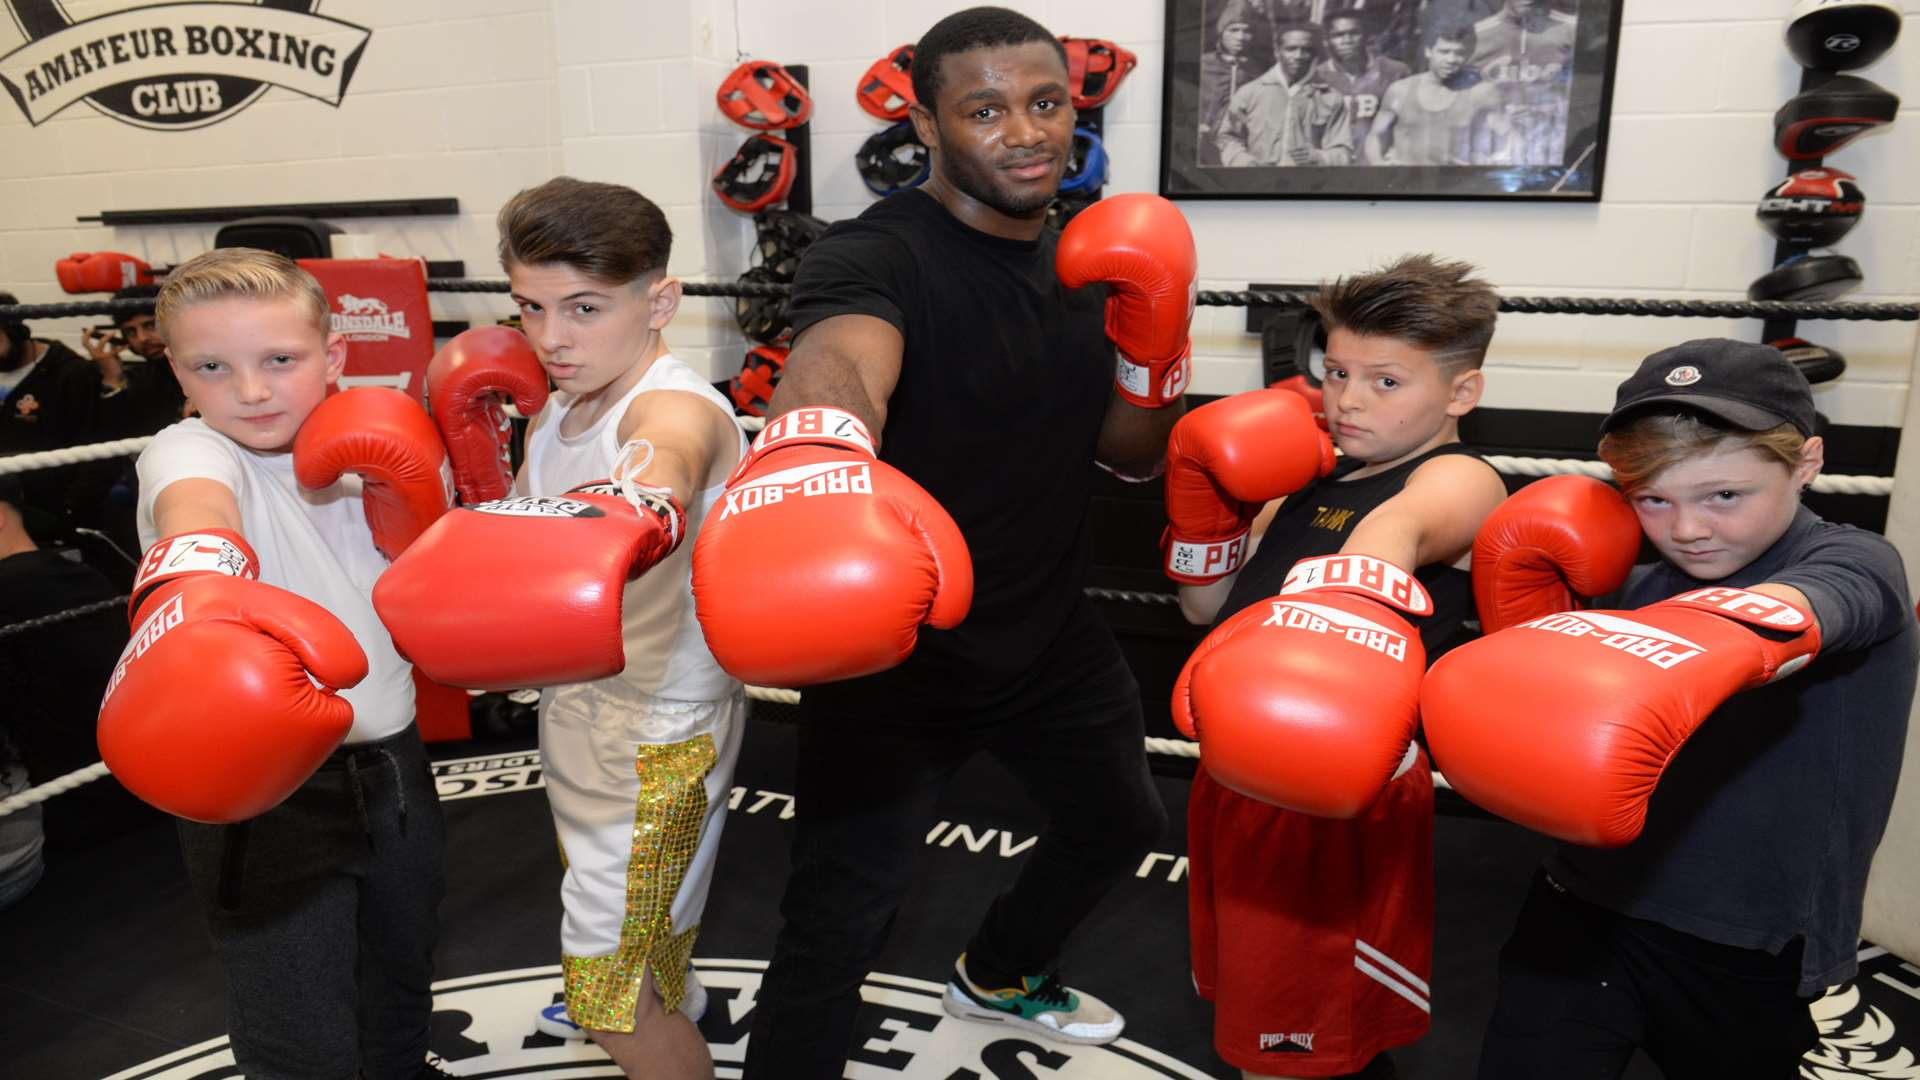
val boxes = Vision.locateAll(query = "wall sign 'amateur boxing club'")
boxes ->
[1,1,370,129]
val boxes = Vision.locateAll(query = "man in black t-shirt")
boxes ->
[699,8,1191,1077]
[0,293,112,527]
[0,475,150,856]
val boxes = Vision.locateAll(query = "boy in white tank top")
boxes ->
[375,177,746,1079]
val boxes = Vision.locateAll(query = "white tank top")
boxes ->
[521,354,748,704]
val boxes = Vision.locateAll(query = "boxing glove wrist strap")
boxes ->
[132,529,259,612]
[749,406,875,461]
[569,478,687,553]
[1165,528,1250,582]
[1115,343,1192,408]
[1281,553,1434,617]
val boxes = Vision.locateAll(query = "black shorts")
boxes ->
[1478,869,1817,1079]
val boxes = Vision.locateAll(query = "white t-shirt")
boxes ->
[135,419,414,743]
[521,353,747,706]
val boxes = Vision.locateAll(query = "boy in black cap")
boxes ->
[1430,338,1917,1077]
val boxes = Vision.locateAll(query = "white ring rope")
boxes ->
[1,689,1456,817]
[1,434,1893,495]
[0,761,112,818]
[0,436,154,476]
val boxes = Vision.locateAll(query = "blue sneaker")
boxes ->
[941,954,1124,1045]
[534,966,707,1039]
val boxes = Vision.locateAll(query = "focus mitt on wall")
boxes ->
[1770,337,1847,384]
[712,133,796,213]
[1785,0,1901,71]
[1748,254,1863,302]
[1773,75,1899,159]
[716,60,813,130]
[1756,168,1864,247]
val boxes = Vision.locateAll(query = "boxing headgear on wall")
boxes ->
[753,210,829,280]
[733,265,794,345]
[716,60,814,130]
[856,121,931,195]
[1058,128,1110,196]
[1058,37,1138,109]
[1757,168,1864,248]
[1773,75,1899,159]
[857,45,916,121]
[1784,0,1901,71]
[712,133,797,213]
[730,344,789,417]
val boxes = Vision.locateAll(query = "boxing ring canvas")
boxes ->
[1161,0,1623,201]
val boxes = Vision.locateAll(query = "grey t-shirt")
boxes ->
[1548,506,1918,995]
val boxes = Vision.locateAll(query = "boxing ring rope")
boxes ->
[2,434,1895,495]
[0,282,1906,822]
[4,284,1917,322]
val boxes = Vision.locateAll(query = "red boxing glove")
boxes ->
[1056,193,1198,408]
[57,251,155,294]
[1423,587,1820,847]
[99,531,365,823]
[1162,388,1335,584]
[1173,554,1434,816]
[294,388,451,560]
[375,478,684,689]
[427,326,549,505]
[692,406,973,686]
[1473,475,1641,634]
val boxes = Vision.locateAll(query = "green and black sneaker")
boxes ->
[941,954,1125,1045]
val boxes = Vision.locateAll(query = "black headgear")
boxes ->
[733,265,794,345]
[752,210,828,280]
[712,133,797,213]
[856,121,930,195]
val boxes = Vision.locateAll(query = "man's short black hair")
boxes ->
[911,6,1068,114]
[0,290,27,355]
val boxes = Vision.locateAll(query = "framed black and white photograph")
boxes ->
[1161,0,1624,200]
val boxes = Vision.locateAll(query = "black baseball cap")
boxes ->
[1600,338,1817,437]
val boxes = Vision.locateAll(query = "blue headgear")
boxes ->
[1059,128,1109,197]
[855,121,930,195]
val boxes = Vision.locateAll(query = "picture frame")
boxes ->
[1160,0,1625,201]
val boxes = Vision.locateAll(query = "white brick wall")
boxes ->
[3,0,1916,413]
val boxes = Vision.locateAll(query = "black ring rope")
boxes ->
[4,283,1914,321]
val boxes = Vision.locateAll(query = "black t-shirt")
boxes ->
[1216,443,1486,659]
[1548,506,1918,995]
[0,546,151,847]
[2,341,105,521]
[785,189,1117,714]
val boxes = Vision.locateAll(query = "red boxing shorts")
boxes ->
[1188,751,1435,1075]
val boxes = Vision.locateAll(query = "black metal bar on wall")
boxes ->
[78,198,462,226]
